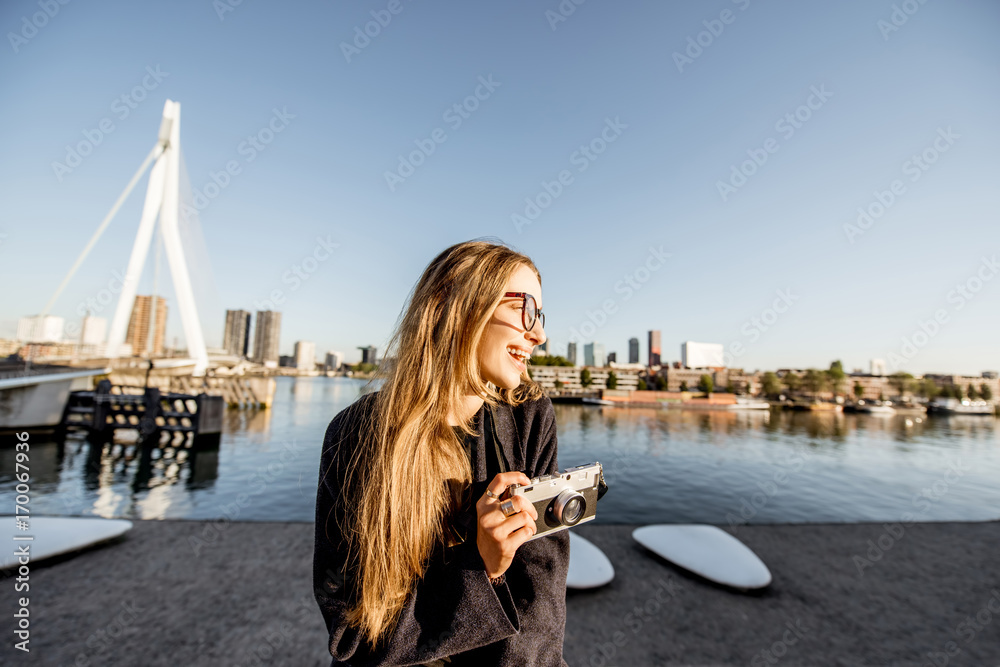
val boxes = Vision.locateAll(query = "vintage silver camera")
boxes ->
[503,462,604,541]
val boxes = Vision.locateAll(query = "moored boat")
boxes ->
[926,397,995,416]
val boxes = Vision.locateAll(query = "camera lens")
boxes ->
[552,489,586,526]
[563,497,584,524]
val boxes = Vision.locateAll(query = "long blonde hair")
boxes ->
[332,240,544,645]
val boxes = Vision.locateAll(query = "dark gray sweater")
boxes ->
[313,390,570,666]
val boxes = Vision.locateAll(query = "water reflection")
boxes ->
[222,407,273,439]
[1,378,997,524]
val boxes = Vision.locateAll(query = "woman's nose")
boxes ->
[526,322,546,347]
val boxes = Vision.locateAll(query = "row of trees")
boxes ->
[758,361,847,399]
[531,356,994,402]
[757,362,994,401]
[926,382,992,400]
[551,369,618,389]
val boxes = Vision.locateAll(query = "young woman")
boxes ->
[313,240,570,666]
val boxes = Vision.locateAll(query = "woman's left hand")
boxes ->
[475,472,539,580]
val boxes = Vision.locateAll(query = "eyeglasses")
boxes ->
[503,292,545,332]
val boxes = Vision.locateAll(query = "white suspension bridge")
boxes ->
[1,101,274,433]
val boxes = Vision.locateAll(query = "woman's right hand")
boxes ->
[476,472,539,580]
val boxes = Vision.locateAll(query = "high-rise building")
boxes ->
[648,330,661,367]
[584,342,606,367]
[324,351,343,372]
[253,311,282,366]
[628,337,639,364]
[607,352,617,364]
[79,315,107,345]
[125,295,167,356]
[358,345,378,365]
[681,341,724,368]
[531,340,549,357]
[294,341,316,371]
[16,315,65,343]
[223,310,252,357]
[566,342,577,366]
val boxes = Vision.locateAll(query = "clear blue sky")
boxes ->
[1,0,998,374]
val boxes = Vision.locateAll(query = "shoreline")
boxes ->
[2,519,997,665]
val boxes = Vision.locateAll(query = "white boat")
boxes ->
[0,366,110,429]
[581,397,615,406]
[727,397,771,410]
[856,400,895,415]
[927,398,995,416]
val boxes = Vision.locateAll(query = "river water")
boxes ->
[3,376,999,525]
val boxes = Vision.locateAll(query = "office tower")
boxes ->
[253,311,282,365]
[628,337,639,364]
[648,330,661,367]
[223,309,252,357]
[325,351,343,371]
[125,295,167,356]
[566,342,577,366]
[532,340,549,357]
[681,341,724,368]
[607,352,617,364]
[294,341,316,371]
[80,315,107,345]
[584,342,606,367]
[358,345,378,365]
[16,315,64,343]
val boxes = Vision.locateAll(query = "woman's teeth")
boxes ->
[507,347,530,362]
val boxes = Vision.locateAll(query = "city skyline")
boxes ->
[9,304,999,378]
[1,2,998,376]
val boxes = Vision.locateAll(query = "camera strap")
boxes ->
[484,403,508,475]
